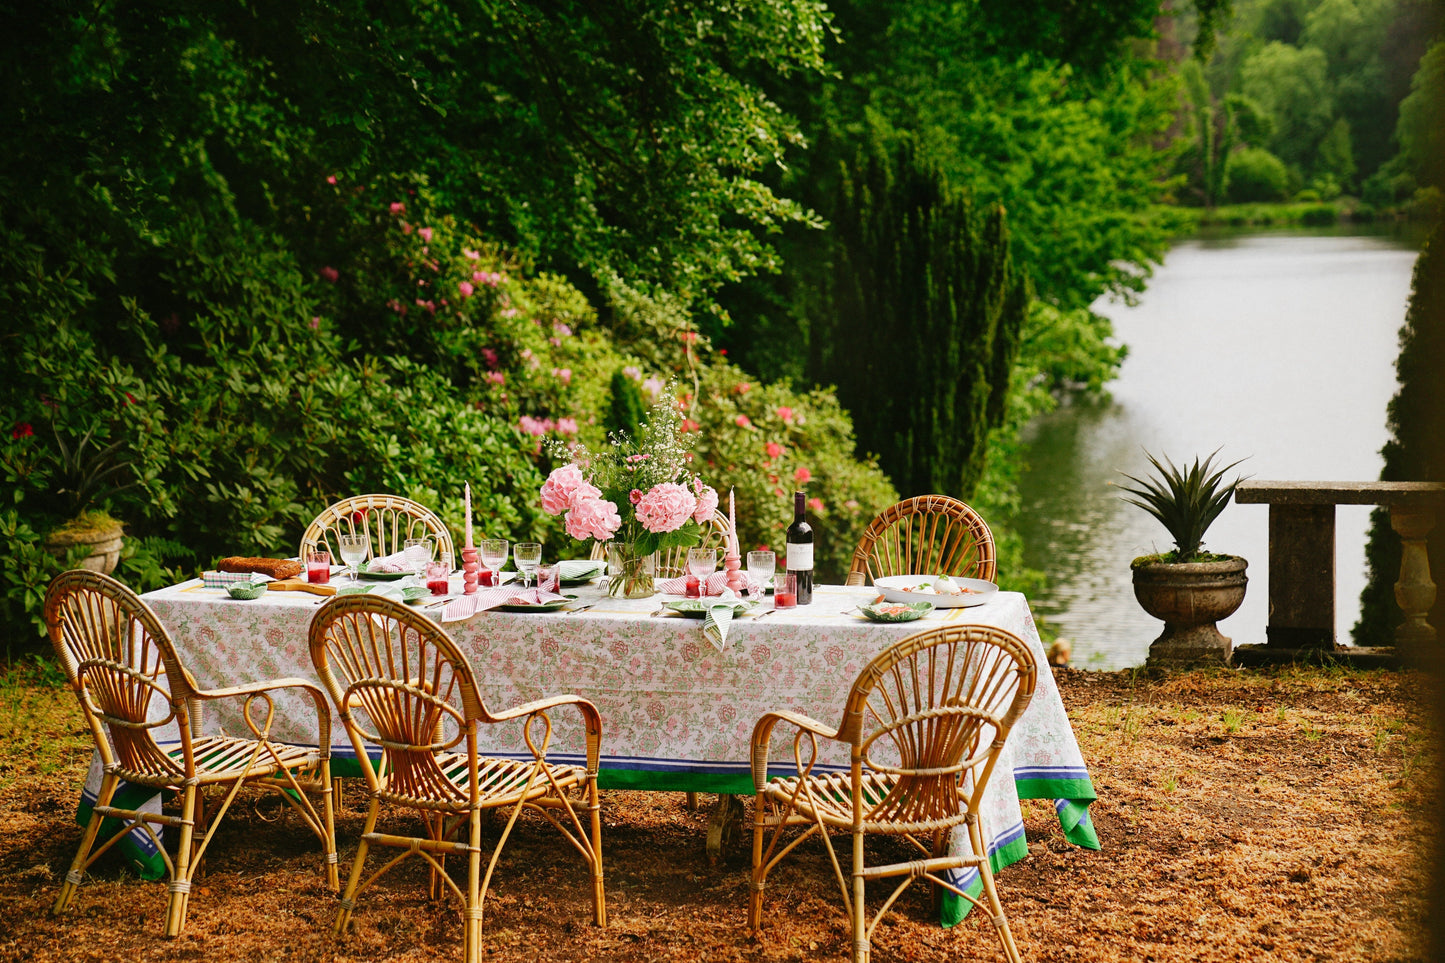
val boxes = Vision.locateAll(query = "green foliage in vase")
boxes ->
[1355,220,1445,643]
[806,130,1028,501]
[1118,450,1249,562]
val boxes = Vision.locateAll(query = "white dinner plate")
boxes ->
[872,575,998,608]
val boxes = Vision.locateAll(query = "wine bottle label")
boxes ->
[786,544,813,571]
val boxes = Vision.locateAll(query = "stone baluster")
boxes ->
[1389,506,1438,654]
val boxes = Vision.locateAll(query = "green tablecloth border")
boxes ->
[75,788,169,882]
[938,833,1030,928]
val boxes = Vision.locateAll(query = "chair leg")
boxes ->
[685,791,699,810]
[320,764,339,892]
[970,820,1021,963]
[588,777,607,927]
[464,809,483,963]
[748,800,767,931]
[54,772,120,913]
[851,830,868,963]
[165,784,200,938]
[335,797,379,938]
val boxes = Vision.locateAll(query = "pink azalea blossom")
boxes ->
[481,348,499,369]
[485,371,505,385]
[623,365,642,380]
[765,441,783,459]
[845,499,860,510]
[519,415,548,437]
[557,417,579,436]
[320,266,339,283]
[310,316,321,330]
[808,497,824,513]
[389,201,405,214]
[794,466,812,484]
[735,382,751,394]
[636,483,697,534]
[458,281,474,298]
[735,415,752,429]
[776,406,794,423]
[463,248,481,260]
[541,464,591,516]
[418,227,433,243]
[552,321,572,337]
[692,484,719,523]
[553,367,572,385]
[401,222,414,234]
[326,175,337,185]
[680,418,701,432]
[565,495,622,541]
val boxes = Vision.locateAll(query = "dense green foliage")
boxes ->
[805,134,1028,499]
[1226,147,1294,201]
[1355,221,1445,644]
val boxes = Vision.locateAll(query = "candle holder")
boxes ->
[462,547,480,595]
[724,549,743,594]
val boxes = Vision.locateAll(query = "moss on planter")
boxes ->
[1131,551,1242,570]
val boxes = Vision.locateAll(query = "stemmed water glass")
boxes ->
[479,538,509,584]
[747,550,776,597]
[338,533,368,583]
[404,537,435,587]
[513,542,542,589]
[687,547,718,580]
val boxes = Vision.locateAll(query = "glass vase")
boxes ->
[607,542,657,599]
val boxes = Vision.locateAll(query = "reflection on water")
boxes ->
[1016,231,1418,669]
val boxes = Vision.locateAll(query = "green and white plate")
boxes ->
[664,599,756,618]
[857,600,934,623]
[497,594,579,613]
[356,561,411,582]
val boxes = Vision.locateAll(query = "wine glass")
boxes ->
[404,537,434,587]
[479,538,509,584]
[747,550,776,596]
[513,542,542,588]
[686,547,718,580]
[338,533,368,583]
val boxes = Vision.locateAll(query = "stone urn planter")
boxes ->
[1132,556,1248,665]
[44,515,125,575]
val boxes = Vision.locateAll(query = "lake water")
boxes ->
[1015,230,1420,669]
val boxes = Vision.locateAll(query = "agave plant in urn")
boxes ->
[1118,450,1249,666]
[540,394,718,599]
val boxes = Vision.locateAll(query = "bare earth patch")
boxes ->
[0,662,1433,962]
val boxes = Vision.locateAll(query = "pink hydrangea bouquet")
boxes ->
[540,395,719,562]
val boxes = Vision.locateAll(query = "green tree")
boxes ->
[1226,146,1293,200]
[1396,39,1445,189]
[1354,221,1445,645]
[806,133,1029,499]
[1240,41,1335,171]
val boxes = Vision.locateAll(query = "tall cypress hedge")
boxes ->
[1354,221,1445,644]
[808,132,1028,499]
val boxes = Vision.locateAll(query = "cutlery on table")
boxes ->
[567,601,599,615]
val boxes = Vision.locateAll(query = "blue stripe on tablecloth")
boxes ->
[1013,765,1091,780]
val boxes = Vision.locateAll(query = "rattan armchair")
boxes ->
[846,495,997,586]
[45,570,337,938]
[300,493,455,563]
[748,624,1038,963]
[308,594,607,963]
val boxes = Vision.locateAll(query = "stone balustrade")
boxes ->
[1233,480,1443,664]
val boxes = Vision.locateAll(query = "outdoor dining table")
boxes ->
[84,576,1099,927]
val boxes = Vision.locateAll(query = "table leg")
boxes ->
[705,794,745,867]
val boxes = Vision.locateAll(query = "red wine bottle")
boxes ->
[786,490,814,605]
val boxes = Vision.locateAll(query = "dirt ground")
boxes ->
[0,662,1435,962]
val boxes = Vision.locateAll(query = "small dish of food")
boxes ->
[873,575,998,608]
[856,600,934,622]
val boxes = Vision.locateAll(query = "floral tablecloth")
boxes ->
[89,578,1099,925]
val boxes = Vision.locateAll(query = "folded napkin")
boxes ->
[201,570,269,589]
[557,560,605,581]
[439,569,563,622]
[657,569,765,598]
[366,550,411,573]
[701,589,744,652]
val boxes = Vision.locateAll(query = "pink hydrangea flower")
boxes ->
[765,441,783,459]
[794,466,812,484]
[565,495,622,541]
[557,417,579,436]
[389,201,405,214]
[541,464,592,516]
[776,406,794,423]
[636,483,697,534]
[692,484,719,523]
[629,489,643,505]
[320,266,339,283]
[458,281,474,298]
[519,415,548,437]
[418,227,433,243]
[735,415,752,429]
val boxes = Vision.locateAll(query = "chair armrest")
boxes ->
[191,677,332,751]
[490,694,604,772]
[749,709,839,792]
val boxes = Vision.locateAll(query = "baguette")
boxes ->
[216,556,304,580]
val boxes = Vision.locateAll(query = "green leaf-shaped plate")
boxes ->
[857,600,934,623]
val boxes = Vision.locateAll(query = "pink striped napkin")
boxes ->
[656,570,765,598]
[439,569,564,622]
[367,550,411,573]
